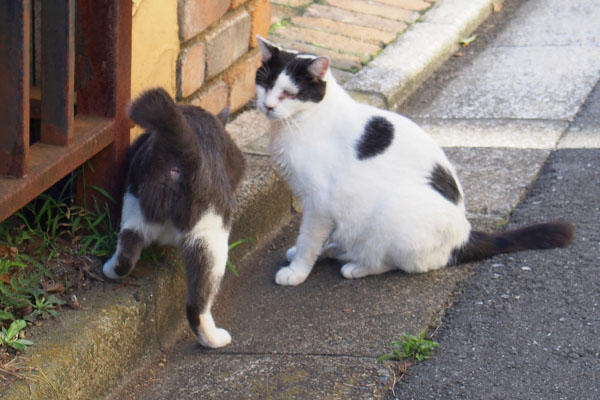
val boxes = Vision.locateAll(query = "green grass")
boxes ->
[0,320,33,351]
[378,331,439,363]
[269,18,291,35]
[0,163,118,348]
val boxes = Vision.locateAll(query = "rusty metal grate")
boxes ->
[0,0,131,223]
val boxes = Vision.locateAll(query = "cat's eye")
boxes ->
[282,90,297,99]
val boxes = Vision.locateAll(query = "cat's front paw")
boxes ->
[198,328,232,349]
[285,246,297,262]
[102,254,121,280]
[275,265,309,286]
[341,263,370,279]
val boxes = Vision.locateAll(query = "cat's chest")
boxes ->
[269,130,339,194]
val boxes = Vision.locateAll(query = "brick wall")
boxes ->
[177,0,271,115]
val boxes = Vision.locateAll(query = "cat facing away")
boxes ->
[103,88,245,348]
[254,36,574,286]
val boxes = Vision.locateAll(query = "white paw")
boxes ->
[102,254,120,280]
[198,328,232,349]
[275,265,309,286]
[341,263,370,279]
[285,246,297,262]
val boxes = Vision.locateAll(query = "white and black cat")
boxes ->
[254,36,574,286]
[103,88,245,348]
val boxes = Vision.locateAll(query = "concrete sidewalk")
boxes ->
[114,0,599,398]
[4,0,587,398]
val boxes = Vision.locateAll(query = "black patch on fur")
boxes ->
[114,229,144,277]
[285,58,327,103]
[356,116,395,160]
[428,163,461,204]
[449,221,575,266]
[255,46,297,90]
[255,50,327,103]
[182,238,217,337]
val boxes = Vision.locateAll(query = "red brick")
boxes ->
[374,0,431,11]
[189,79,228,115]
[180,0,232,41]
[231,0,249,8]
[327,0,415,22]
[305,4,407,33]
[179,41,205,99]
[205,9,251,78]
[224,49,262,112]
[274,25,381,58]
[291,16,396,44]
[248,0,271,48]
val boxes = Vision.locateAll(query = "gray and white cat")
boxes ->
[103,88,245,348]
[255,36,574,286]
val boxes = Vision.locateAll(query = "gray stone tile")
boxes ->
[493,0,600,47]
[406,46,600,120]
[416,118,567,149]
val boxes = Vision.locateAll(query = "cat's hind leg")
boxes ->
[103,229,145,279]
[183,211,231,349]
[103,192,147,279]
[340,262,395,279]
[286,242,349,263]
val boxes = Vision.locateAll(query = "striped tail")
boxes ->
[450,221,575,266]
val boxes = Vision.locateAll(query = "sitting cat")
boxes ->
[103,88,245,348]
[254,36,574,286]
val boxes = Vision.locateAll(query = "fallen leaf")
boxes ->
[0,273,11,284]
[493,2,503,12]
[67,294,87,310]
[0,245,18,259]
[459,34,477,47]
[42,279,64,293]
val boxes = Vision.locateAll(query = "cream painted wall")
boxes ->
[130,0,179,139]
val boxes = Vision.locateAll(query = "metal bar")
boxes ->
[0,116,115,223]
[0,1,31,177]
[76,0,131,217]
[41,0,75,146]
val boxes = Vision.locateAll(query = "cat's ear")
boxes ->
[307,56,330,80]
[216,107,230,126]
[256,35,278,63]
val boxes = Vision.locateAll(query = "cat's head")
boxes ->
[255,35,331,120]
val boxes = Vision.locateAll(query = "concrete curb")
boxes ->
[345,0,502,109]
[1,158,293,400]
[0,1,500,398]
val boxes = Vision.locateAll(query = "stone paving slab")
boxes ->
[445,147,552,222]
[118,353,391,400]
[494,0,600,46]
[418,119,567,149]
[559,79,600,149]
[401,46,600,120]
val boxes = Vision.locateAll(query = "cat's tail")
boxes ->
[449,221,574,266]
[128,87,196,150]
